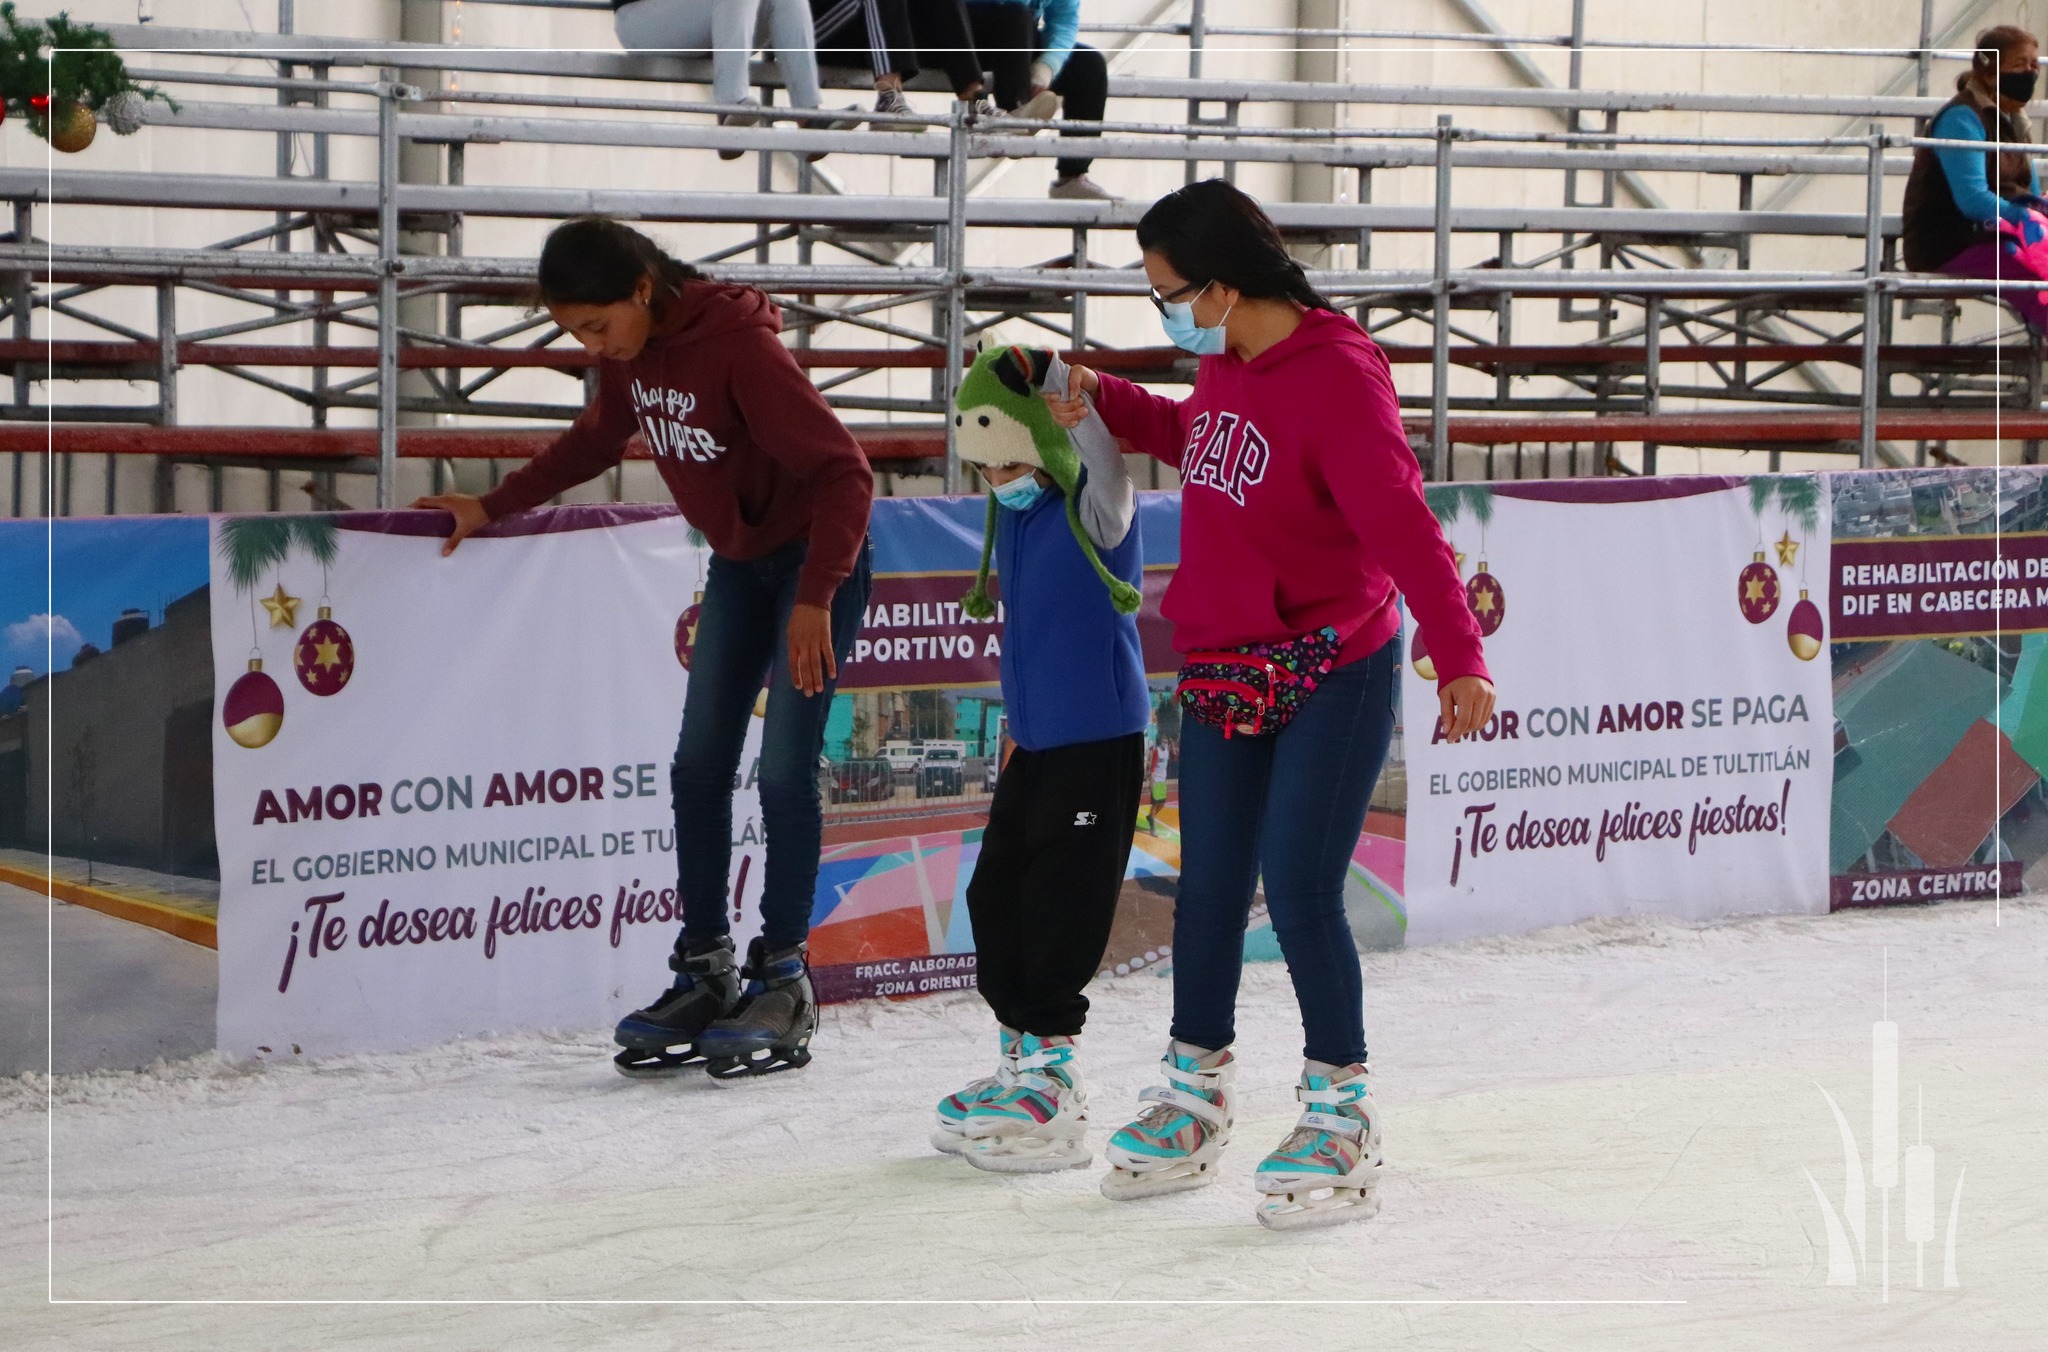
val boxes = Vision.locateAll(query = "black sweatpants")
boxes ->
[810,0,983,95]
[965,7,1108,177]
[966,731,1145,1036]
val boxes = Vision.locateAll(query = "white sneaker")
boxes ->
[1017,88,1060,122]
[1050,174,1117,202]
[716,98,767,161]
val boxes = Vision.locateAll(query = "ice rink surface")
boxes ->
[4,895,2043,1351]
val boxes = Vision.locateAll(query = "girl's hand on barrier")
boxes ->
[1438,675,1496,744]
[788,603,837,697]
[410,492,489,556]
[1045,364,1099,429]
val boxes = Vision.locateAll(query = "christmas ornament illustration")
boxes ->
[1738,551,1781,624]
[216,515,341,749]
[674,591,703,670]
[1787,589,1824,661]
[261,582,301,629]
[1423,482,1502,641]
[294,604,355,696]
[1465,560,1505,637]
[1744,475,1820,635]
[223,657,284,749]
[1410,628,1435,681]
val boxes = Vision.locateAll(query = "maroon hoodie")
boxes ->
[480,281,874,608]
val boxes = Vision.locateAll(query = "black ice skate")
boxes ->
[699,938,815,1079]
[611,935,740,1078]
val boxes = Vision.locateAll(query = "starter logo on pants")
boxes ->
[1073,811,1098,827]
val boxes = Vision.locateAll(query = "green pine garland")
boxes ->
[0,5,171,141]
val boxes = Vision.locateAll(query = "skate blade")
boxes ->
[611,1047,705,1079]
[964,1141,1092,1174]
[704,1046,813,1080]
[1254,1184,1381,1232]
[931,1129,973,1156]
[1098,1160,1221,1201]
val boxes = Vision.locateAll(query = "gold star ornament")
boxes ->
[261,583,301,629]
[1774,531,1799,567]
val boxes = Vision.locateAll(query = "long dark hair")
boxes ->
[1964,24,2038,91]
[1135,179,1335,312]
[536,217,703,315]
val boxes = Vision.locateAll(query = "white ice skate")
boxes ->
[962,1034,1091,1173]
[1252,1062,1383,1231]
[930,1027,1019,1155]
[1099,1042,1235,1200]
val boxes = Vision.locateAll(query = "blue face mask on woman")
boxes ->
[992,472,1047,512]
[1156,280,1234,355]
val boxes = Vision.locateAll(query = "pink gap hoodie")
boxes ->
[1092,307,1488,684]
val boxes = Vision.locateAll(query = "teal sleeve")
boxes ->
[1034,0,1080,79]
[1931,104,2022,225]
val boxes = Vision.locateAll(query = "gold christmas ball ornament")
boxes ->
[49,102,98,154]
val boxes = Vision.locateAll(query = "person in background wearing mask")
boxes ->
[1048,180,1493,1230]
[929,346,1147,1176]
[964,0,1114,199]
[1904,25,2048,333]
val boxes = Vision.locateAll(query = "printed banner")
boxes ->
[1826,467,2045,907]
[209,508,756,1057]
[1402,477,1837,944]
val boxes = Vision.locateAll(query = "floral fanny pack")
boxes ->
[1175,626,1345,739]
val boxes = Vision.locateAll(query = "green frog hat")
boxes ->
[954,344,1142,619]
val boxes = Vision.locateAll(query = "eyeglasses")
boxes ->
[1147,279,1208,313]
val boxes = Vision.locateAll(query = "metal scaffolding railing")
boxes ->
[11,14,2047,517]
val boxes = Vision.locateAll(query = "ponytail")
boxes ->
[1136,179,1337,312]
[536,216,704,317]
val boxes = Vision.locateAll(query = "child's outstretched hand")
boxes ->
[1045,364,1099,429]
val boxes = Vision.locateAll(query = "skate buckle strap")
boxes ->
[1297,1109,1365,1140]
[1013,1046,1071,1073]
[1297,1080,1366,1106]
[1138,1084,1227,1128]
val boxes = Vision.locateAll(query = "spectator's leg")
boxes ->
[763,0,824,108]
[1050,42,1107,179]
[709,0,767,107]
[909,0,988,98]
[1941,239,2048,337]
[613,0,718,59]
[967,4,1036,109]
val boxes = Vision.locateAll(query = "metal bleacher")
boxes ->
[6,1,2046,516]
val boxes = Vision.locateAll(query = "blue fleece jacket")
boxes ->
[992,473,1149,752]
[1931,102,2042,227]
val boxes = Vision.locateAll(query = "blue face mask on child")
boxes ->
[1157,281,1234,355]
[992,472,1047,512]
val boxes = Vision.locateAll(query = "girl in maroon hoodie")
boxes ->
[415,218,874,1079]
[1049,181,1494,1228]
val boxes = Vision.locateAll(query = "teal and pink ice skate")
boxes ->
[930,1026,1020,1155]
[960,1033,1090,1173]
[1252,1062,1383,1230]
[1100,1042,1236,1199]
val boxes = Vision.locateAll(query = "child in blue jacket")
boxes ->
[930,344,1148,1173]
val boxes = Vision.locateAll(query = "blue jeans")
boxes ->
[1169,637,1398,1066]
[674,536,872,951]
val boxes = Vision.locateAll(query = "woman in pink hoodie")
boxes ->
[1048,180,1494,1229]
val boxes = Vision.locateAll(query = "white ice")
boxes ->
[5,895,2044,1351]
